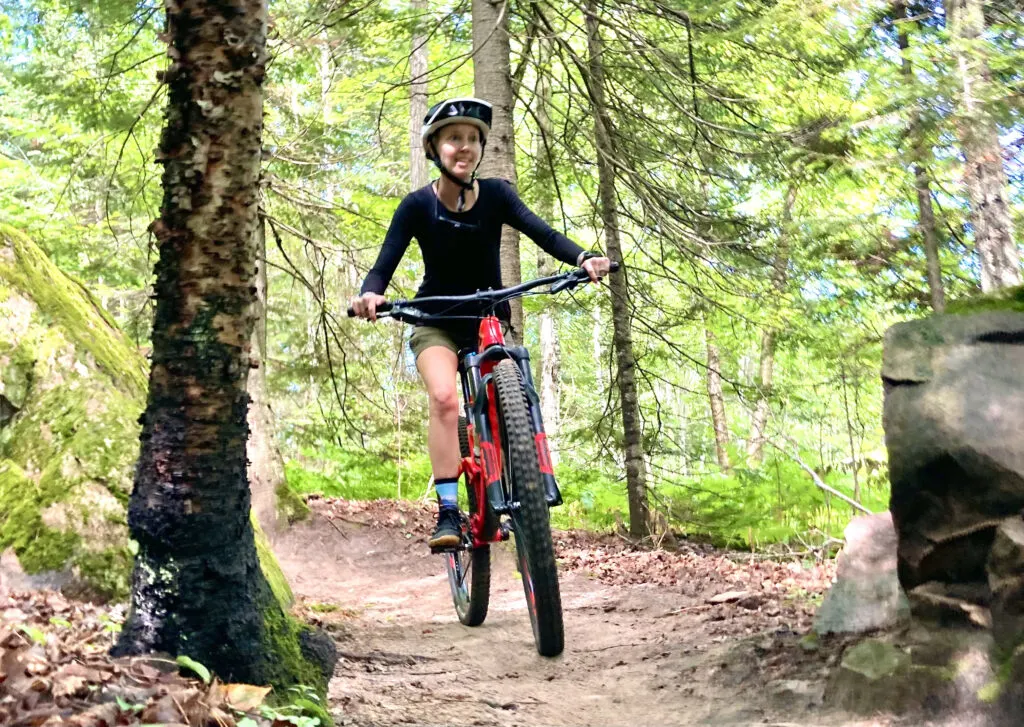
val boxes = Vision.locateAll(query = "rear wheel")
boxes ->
[444,416,490,626]
[492,359,564,656]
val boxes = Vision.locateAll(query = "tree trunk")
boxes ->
[247,212,286,540]
[534,41,561,466]
[895,0,945,311]
[705,325,731,471]
[473,0,523,343]
[946,0,1021,291]
[410,0,429,190]
[112,0,330,690]
[747,184,797,464]
[586,0,650,539]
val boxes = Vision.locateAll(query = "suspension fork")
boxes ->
[506,346,562,507]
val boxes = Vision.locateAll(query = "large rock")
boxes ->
[1,224,148,600]
[883,312,1024,597]
[988,516,1024,656]
[814,512,909,634]
[0,224,290,602]
[824,630,995,719]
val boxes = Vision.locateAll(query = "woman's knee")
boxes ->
[428,385,460,420]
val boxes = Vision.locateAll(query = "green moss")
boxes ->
[0,458,78,572]
[946,285,1024,315]
[253,515,294,608]
[75,547,133,601]
[260,599,329,701]
[276,481,310,524]
[0,223,148,399]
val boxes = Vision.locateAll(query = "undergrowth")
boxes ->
[283,443,888,550]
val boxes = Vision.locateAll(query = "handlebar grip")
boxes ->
[347,301,394,318]
[610,261,621,273]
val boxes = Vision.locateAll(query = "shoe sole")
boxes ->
[428,534,461,551]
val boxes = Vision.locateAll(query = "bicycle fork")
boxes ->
[460,346,564,514]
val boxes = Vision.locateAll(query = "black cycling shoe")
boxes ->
[428,507,462,551]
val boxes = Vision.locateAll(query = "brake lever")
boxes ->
[550,270,590,294]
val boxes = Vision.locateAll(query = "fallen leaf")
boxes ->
[707,590,751,604]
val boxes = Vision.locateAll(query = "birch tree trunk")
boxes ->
[586,0,650,539]
[473,0,523,342]
[535,40,561,465]
[946,0,1021,291]
[895,0,945,311]
[113,0,329,689]
[410,0,429,190]
[747,184,797,463]
[705,326,731,471]
[247,212,286,540]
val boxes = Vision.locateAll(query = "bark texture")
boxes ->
[946,0,1020,291]
[586,0,650,539]
[705,326,731,471]
[409,0,429,190]
[112,0,331,690]
[895,0,945,312]
[473,0,523,343]
[747,185,796,463]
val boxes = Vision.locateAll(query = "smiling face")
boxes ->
[433,123,483,181]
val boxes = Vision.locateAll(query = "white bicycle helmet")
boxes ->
[420,97,492,158]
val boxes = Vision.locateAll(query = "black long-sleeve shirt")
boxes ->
[360,178,585,341]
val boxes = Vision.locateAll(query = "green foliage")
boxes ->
[946,285,1024,315]
[176,655,212,685]
[283,444,431,502]
[5,0,1021,557]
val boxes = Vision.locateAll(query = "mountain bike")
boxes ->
[348,264,618,656]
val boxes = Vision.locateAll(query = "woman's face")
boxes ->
[434,123,482,181]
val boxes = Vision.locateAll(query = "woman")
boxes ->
[350,97,611,549]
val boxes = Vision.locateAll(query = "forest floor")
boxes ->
[276,497,906,727]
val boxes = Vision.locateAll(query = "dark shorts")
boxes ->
[408,322,509,360]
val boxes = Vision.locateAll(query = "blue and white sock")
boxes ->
[434,477,459,510]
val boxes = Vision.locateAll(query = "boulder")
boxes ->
[0,224,289,602]
[1,224,147,600]
[883,312,1024,597]
[814,512,910,635]
[988,516,1024,656]
[824,631,995,718]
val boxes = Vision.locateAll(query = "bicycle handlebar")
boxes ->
[346,262,620,319]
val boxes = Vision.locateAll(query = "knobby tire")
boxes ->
[492,359,564,656]
[445,416,490,627]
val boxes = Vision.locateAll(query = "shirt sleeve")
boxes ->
[497,180,586,266]
[360,194,418,295]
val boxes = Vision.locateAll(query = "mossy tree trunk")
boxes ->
[112,0,327,690]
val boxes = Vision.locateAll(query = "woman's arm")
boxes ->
[497,180,586,266]
[360,195,417,295]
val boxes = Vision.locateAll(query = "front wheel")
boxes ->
[492,359,564,656]
[444,416,490,626]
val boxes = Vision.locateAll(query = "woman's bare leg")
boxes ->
[416,345,461,480]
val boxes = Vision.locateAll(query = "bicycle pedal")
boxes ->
[430,542,461,554]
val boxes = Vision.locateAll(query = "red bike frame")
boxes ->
[460,315,507,547]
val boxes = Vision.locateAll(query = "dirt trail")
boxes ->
[275,499,893,727]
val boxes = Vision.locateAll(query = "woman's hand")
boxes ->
[350,292,387,321]
[581,255,612,283]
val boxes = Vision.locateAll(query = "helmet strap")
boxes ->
[429,138,484,212]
